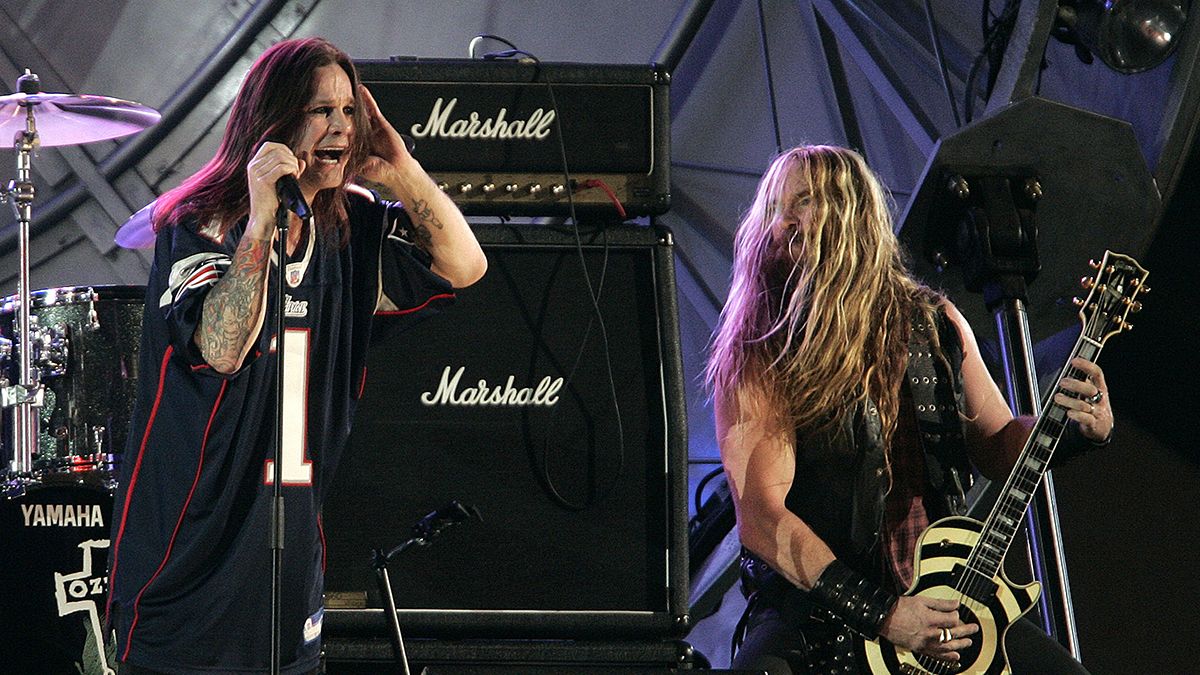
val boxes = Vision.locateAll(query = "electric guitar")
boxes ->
[855,251,1149,675]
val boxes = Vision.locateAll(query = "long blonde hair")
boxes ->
[706,145,942,442]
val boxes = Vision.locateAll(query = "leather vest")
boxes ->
[773,310,973,580]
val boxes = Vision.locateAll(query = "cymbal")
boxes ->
[114,199,157,249]
[0,92,160,147]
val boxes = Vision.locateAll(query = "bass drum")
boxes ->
[0,483,116,674]
[1,285,144,483]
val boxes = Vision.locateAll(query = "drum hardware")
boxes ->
[1,285,145,490]
[8,313,70,379]
[30,315,71,378]
[0,70,158,487]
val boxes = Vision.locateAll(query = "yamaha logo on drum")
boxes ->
[420,365,564,406]
[21,502,106,527]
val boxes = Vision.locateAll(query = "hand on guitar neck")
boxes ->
[1052,357,1112,444]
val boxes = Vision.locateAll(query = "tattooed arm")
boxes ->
[358,85,486,288]
[194,233,272,373]
[193,141,301,374]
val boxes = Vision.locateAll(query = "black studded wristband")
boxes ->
[807,559,897,641]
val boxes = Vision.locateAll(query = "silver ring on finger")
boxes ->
[1087,390,1104,404]
[939,627,952,643]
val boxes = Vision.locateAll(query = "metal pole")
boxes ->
[993,296,1082,657]
[652,0,718,72]
[8,101,40,477]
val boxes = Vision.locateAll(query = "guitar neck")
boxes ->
[963,332,1102,583]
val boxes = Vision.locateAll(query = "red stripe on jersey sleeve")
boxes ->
[374,292,456,317]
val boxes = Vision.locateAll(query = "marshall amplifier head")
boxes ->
[355,59,670,217]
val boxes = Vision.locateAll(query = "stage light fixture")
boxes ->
[1055,0,1190,73]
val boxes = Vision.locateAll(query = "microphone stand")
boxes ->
[269,203,302,675]
[372,501,481,675]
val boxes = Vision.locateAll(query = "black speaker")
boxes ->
[322,223,689,639]
[323,637,695,673]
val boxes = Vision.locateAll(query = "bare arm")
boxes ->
[715,385,835,590]
[942,301,1030,479]
[717,383,975,657]
[195,234,272,373]
[944,300,1113,479]
[194,141,301,374]
[357,85,487,288]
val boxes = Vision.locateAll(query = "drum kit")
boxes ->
[1,69,160,674]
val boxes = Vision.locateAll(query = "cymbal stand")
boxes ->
[1,71,45,495]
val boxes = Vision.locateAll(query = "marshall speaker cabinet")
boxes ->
[322,223,689,640]
[355,59,670,217]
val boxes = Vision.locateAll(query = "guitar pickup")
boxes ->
[950,562,999,603]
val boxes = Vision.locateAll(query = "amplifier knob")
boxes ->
[527,183,543,195]
[503,183,519,194]
[551,184,566,195]
[481,183,496,193]
[458,183,473,194]
[436,181,449,192]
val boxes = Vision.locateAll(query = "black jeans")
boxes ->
[733,602,1089,675]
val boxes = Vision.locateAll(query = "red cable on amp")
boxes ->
[575,179,627,220]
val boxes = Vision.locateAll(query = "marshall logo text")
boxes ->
[421,366,563,407]
[410,97,556,141]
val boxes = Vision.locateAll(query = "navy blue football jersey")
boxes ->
[107,188,453,674]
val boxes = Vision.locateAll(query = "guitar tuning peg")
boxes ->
[1131,300,1143,312]
[1089,259,1101,269]
[1121,319,1134,331]
[1080,276,1095,289]
[1141,285,1151,294]
[1072,297,1085,307]
[1106,265,1116,274]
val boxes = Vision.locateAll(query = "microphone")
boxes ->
[411,500,483,542]
[276,174,311,220]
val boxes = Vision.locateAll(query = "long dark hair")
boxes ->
[153,37,370,244]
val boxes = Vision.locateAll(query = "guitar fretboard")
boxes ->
[959,336,1101,589]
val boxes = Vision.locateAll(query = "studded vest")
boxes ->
[778,309,973,579]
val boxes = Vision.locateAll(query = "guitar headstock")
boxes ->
[1075,251,1149,343]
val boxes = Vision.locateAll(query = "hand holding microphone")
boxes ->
[246,141,309,232]
[275,173,310,220]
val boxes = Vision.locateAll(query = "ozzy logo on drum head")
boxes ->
[1,485,117,675]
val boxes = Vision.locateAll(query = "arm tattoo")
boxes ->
[357,178,398,201]
[408,198,443,253]
[196,236,271,372]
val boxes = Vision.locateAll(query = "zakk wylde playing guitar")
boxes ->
[707,146,1132,675]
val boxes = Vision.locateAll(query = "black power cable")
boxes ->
[472,37,627,511]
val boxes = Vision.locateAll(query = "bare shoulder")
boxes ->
[937,298,980,355]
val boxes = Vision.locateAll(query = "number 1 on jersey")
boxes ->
[264,327,313,485]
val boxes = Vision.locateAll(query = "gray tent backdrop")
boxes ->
[2,1,1197,672]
